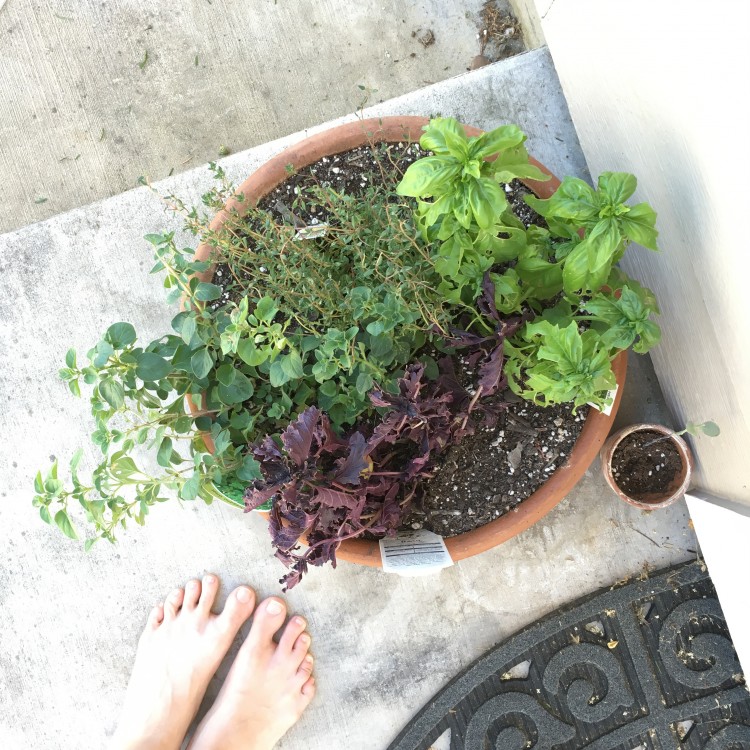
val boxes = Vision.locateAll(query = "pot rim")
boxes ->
[600,423,693,509]
[188,116,628,567]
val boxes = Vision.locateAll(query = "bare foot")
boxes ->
[187,597,316,750]
[110,575,256,750]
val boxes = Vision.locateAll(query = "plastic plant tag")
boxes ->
[589,384,619,417]
[295,223,329,240]
[379,529,454,576]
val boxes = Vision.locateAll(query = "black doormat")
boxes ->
[388,561,748,749]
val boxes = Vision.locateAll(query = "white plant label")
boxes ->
[295,223,329,240]
[589,384,619,417]
[379,529,454,576]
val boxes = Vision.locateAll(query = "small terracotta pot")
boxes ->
[189,116,628,566]
[600,423,693,509]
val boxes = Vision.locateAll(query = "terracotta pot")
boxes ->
[600,423,693,509]
[190,116,628,566]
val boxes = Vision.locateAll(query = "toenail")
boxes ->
[304,655,314,666]
[267,600,283,615]
[294,616,306,627]
[204,575,216,585]
[236,587,252,603]
[188,580,199,589]
[170,590,182,601]
[299,634,311,645]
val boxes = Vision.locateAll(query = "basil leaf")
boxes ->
[396,156,461,197]
[598,172,637,204]
[467,177,506,230]
[618,202,658,250]
[418,117,467,154]
[470,124,525,159]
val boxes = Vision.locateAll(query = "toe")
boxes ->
[278,615,307,655]
[300,675,316,700]
[290,632,312,669]
[196,574,219,615]
[164,588,185,620]
[183,578,202,609]
[147,603,164,629]
[242,597,287,654]
[295,654,314,686]
[216,586,256,636]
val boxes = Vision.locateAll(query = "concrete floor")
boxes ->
[0,52,697,748]
[0,0,497,234]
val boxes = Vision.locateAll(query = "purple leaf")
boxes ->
[477,272,500,321]
[307,537,340,568]
[334,432,370,484]
[316,413,347,455]
[367,408,409,452]
[369,389,398,409]
[478,343,506,396]
[466,350,484,370]
[445,327,490,348]
[314,487,359,510]
[244,482,281,511]
[370,483,402,533]
[349,491,369,526]
[253,435,283,461]
[281,406,320,466]
[400,363,425,400]
[280,566,305,591]
[404,453,431,480]
[436,357,469,406]
[269,501,314,552]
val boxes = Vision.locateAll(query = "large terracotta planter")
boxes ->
[191,116,628,567]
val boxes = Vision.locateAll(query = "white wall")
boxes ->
[532,0,750,505]
[685,493,750,674]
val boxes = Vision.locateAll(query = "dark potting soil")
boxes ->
[211,140,586,536]
[405,395,587,536]
[610,430,681,498]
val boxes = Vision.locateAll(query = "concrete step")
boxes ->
[0,49,693,750]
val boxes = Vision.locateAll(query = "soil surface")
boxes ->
[611,430,681,498]
[405,395,587,536]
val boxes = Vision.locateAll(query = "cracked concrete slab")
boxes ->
[0,52,696,749]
